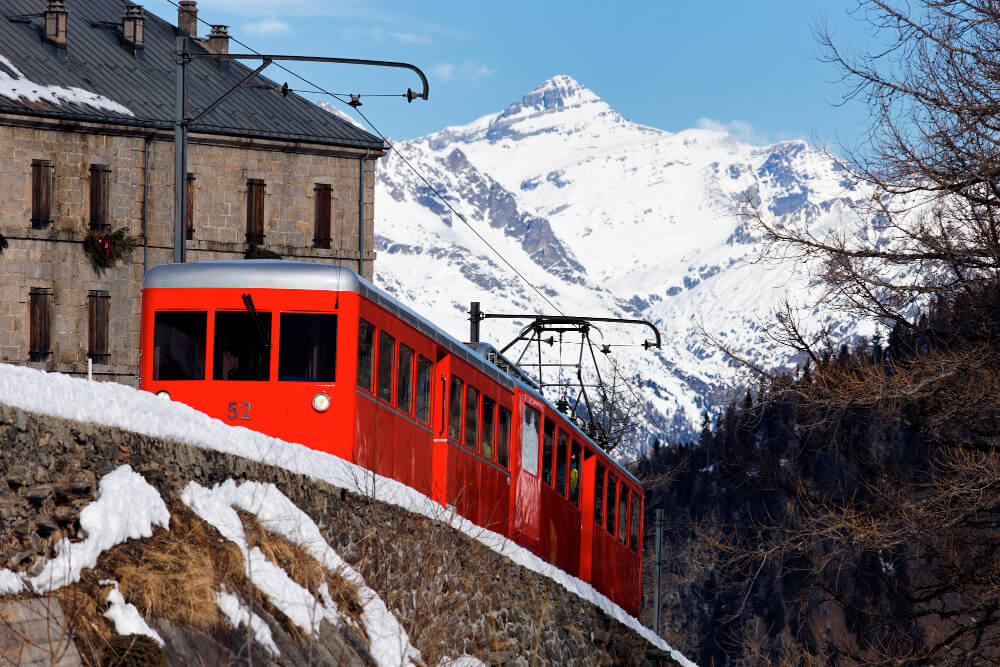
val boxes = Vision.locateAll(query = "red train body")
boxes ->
[139,260,644,615]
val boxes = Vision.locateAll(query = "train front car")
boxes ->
[140,260,358,460]
[139,260,644,617]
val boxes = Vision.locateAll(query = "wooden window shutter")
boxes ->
[246,178,265,245]
[185,173,196,240]
[89,164,111,231]
[314,183,332,249]
[29,288,52,362]
[31,159,54,229]
[88,290,110,363]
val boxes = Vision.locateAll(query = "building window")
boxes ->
[89,164,111,231]
[87,290,110,364]
[29,288,52,362]
[31,159,54,229]
[246,178,265,245]
[313,183,332,249]
[185,173,195,240]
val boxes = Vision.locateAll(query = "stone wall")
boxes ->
[0,404,682,666]
[0,116,380,386]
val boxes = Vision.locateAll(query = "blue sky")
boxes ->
[148,1,875,149]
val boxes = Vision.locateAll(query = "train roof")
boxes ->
[142,260,641,487]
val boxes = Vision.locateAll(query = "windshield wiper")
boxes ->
[241,293,271,348]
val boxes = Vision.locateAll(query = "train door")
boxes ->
[578,447,597,581]
[510,392,544,552]
[430,349,450,506]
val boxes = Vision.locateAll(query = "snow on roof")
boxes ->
[0,364,695,666]
[0,54,134,117]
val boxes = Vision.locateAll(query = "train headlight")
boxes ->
[312,392,331,412]
[155,390,171,400]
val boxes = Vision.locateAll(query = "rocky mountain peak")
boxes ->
[517,74,600,112]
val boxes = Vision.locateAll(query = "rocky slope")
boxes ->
[371,75,874,458]
[0,400,683,666]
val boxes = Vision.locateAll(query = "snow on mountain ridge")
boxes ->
[360,78,873,459]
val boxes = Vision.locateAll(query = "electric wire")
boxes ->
[161,0,682,447]
[161,0,564,315]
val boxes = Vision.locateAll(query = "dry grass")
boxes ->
[108,501,233,630]
[237,509,367,639]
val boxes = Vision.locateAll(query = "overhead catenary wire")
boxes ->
[162,0,682,446]
[161,0,563,315]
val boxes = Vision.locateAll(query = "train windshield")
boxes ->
[278,313,337,382]
[213,311,271,381]
[152,310,207,380]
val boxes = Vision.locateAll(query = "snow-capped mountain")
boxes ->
[369,75,870,460]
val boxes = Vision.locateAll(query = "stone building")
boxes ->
[0,0,386,384]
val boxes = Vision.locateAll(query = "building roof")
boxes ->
[0,0,385,150]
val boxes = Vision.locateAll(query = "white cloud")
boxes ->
[695,118,805,146]
[196,0,367,18]
[389,31,432,45]
[242,18,292,36]
[695,118,769,145]
[433,61,494,84]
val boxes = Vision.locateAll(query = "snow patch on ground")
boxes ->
[0,55,135,116]
[0,568,24,595]
[102,580,165,646]
[0,364,693,664]
[438,656,489,667]
[215,587,280,657]
[182,479,421,667]
[29,464,169,593]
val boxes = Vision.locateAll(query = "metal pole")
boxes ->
[653,508,663,635]
[469,301,481,343]
[173,36,188,264]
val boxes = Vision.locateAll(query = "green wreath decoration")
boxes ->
[84,228,139,270]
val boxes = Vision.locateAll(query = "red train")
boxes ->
[139,260,644,615]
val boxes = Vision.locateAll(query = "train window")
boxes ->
[448,375,463,441]
[464,386,479,449]
[481,396,495,460]
[357,320,375,392]
[541,419,555,485]
[605,473,617,535]
[569,441,582,506]
[396,343,413,413]
[377,332,394,402]
[618,482,629,543]
[278,313,337,382]
[416,356,432,423]
[152,311,206,380]
[521,406,540,475]
[594,462,605,525]
[555,430,568,496]
[213,311,271,381]
[630,491,640,552]
[497,406,511,468]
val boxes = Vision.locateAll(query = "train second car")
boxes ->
[139,260,643,615]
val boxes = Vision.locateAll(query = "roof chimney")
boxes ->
[44,0,68,48]
[206,25,230,55]
[122,5,145,52]
[178,0,197,37]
